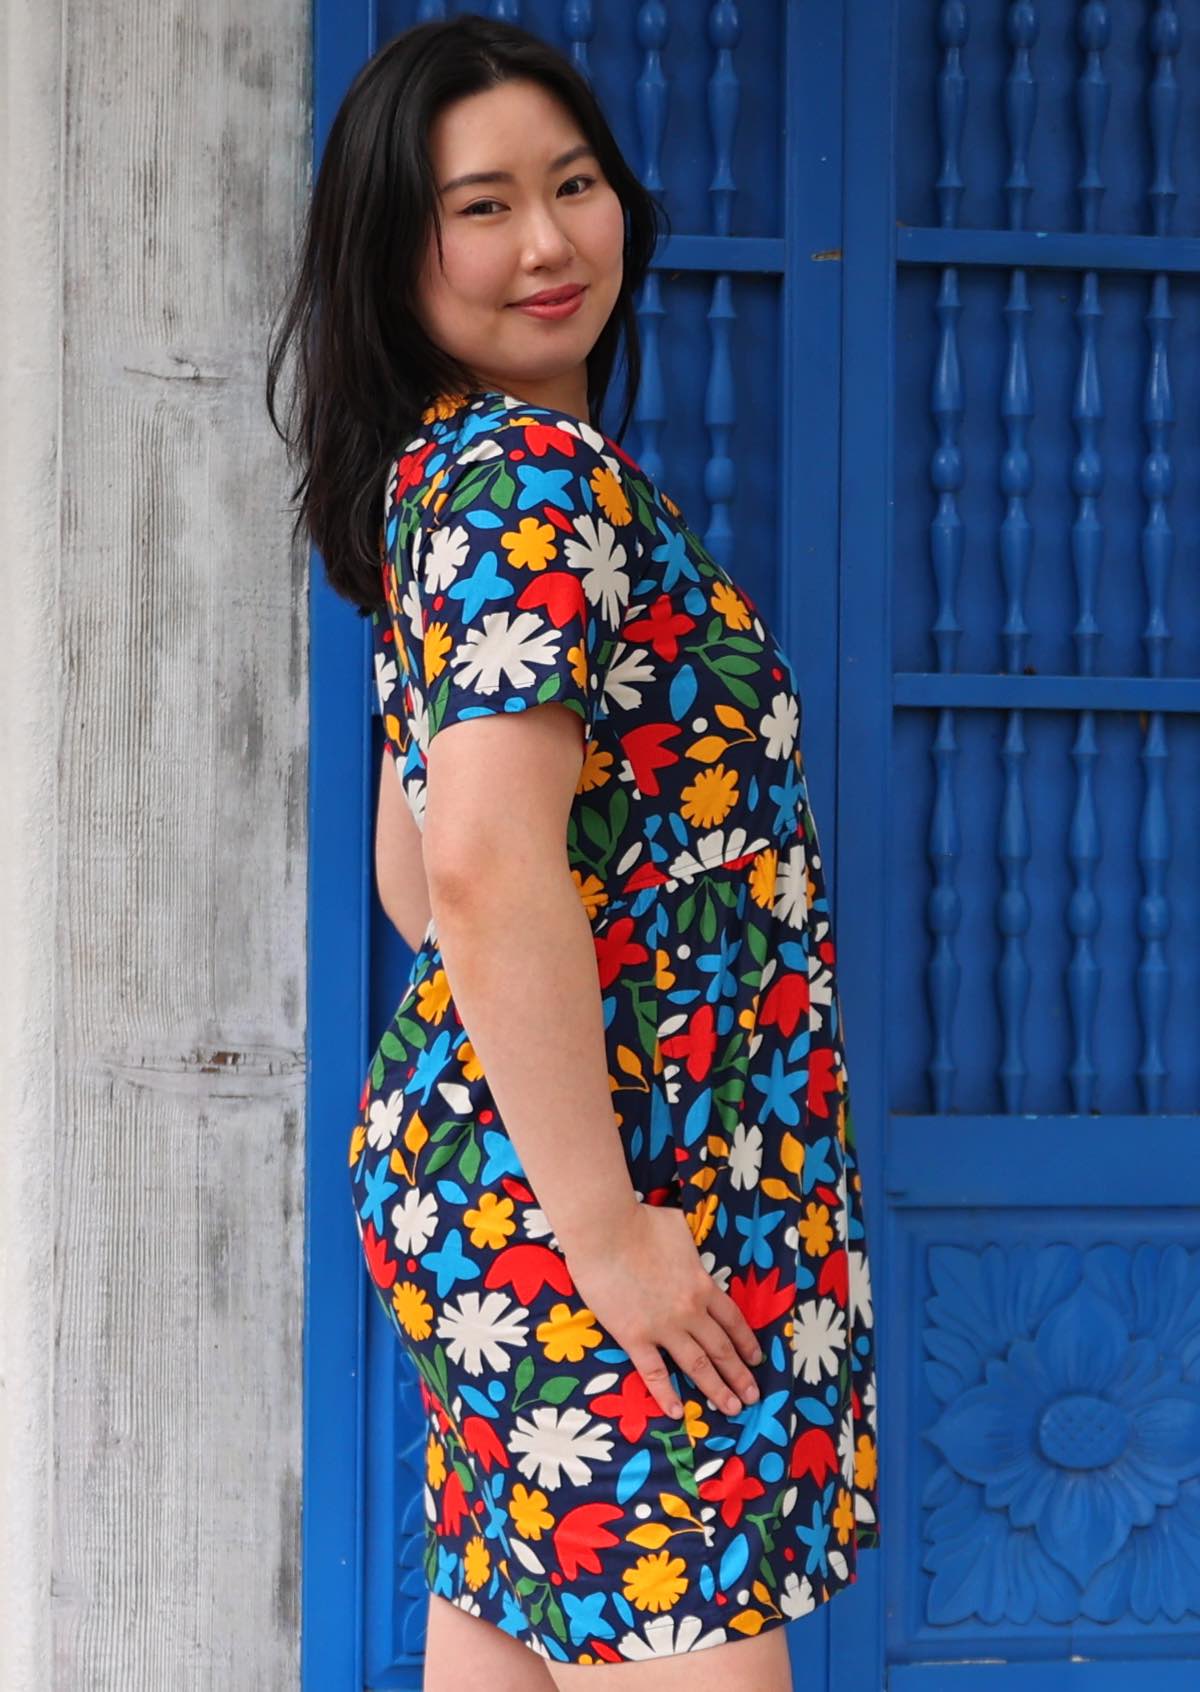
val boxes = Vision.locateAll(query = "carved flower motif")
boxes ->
[922,1243,1200,1625]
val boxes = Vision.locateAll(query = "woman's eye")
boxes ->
[461,176,595,217]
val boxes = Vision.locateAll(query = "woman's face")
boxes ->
[413,78,626,421]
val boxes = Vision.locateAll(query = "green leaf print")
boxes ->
[370,1050,385,1090]
[538,1375,578,1406]
[491,465,515,509]
[514,1353,536,1396]
[699,890,718,944]
[446,463,493,512]
[545,1594,568,1644]
[746,920,769,966]
[452,1458,475,1495]
[397,1014,427,1047]
[379,1031,408,1063]
[458,1131,482,1184]
[579,802,611,853]
[515,1576,539,1597]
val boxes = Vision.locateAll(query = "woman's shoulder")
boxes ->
[385,388,661,535]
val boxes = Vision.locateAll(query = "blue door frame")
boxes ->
[300,3,882,1687]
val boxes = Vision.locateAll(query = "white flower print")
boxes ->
[374,648,398,712]
[728,1121,764,1190]
[760,690,800,759]
[779,1569,816,1619]
[366,1088,405,1151]
[849,1247,873,1326]
[839,1400,857,1487]
[665,827,771,886]
[616,1613,728,1658]
[506,1404,615,1491]
[390,1187,439,1255]
[773,846,808,929]
[791,1297,847,1384]
[436,1290,530,1376]
[445,609,570,699]
[562,511,632,628]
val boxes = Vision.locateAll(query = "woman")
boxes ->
[268,14,879,1688]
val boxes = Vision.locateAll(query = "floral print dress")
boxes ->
[348,386,880,1666]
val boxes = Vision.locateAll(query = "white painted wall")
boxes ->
[0,3,312,1685]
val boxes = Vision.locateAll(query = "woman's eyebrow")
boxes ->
[438,143,596,195]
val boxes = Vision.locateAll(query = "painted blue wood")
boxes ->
[311,0,1200,1684]
[848,0,1200,1683]
[309,1,862,1686]
[303,2,377,1685]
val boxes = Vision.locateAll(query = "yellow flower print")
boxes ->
[348,1122,366,1168]
[464,1191,516,1250]
[591,464,633,526]
[574,871,609,922]
[425,1432,446,1489]
[686,1191,719,1249]
[579,741,615,793]
[797,1201,834,1257]
[502,516,557,571]
[712,579,752,630]
[416,968,452,1024]
[749,848,779,909]
[833,1486,855,1545]
[622,1550,689,1614]
[662,490,682,519]
[392,1280,434,1342]
[537,1301,603,1364]
[654,949,676,993]
[508,1483,555,1540]
[423,622,453,687]
[855,1434,878,1492]
[463,1535,491,1591]
[680,765,739,829]
[682,1399,709,1444]
[568,639,589,699]
[423,391,469,423]
[458,1040,485,1082]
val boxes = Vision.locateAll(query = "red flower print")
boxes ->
[462,1415,511,1473]
[439,1469,469,1537]
[394,441,438,497]
[519,420,580,460]
[807,1046,839,1118]
[697,1454,765,1529]
[589,1369,663,1443]
[758,969,810,1039]
[818,1247,849,1307]
[516,569,586,629]
[485,1242,576,1305]
[553,1501,625,1580]
[593,915,652,991]
[621,722,683,797]
[790,1427,839,1486]
[728,1263,796,1331]
[659,1002,719,1084]
[362,1222,397,1290]
[623,593,697,663]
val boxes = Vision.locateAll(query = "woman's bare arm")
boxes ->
[422,703,762,1419]
[374,745,433,951]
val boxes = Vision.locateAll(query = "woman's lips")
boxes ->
[510,285,587,321]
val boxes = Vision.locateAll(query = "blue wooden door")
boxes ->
[839,1,1200,1687]
[305,1,1200,1688]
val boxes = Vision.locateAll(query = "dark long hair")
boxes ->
[266,13,669,616]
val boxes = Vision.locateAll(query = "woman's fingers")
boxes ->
[628,1342,684,1419]
[680,1315,760,1412]
[714,1289,764,1368]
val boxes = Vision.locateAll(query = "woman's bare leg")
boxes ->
[422,1591,558,1692]
[546,1622,792,1691]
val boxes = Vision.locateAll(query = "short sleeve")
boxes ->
[371,606,410,764]
[413,416,636,745]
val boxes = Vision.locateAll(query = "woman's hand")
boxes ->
[563,1202,765,1420]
